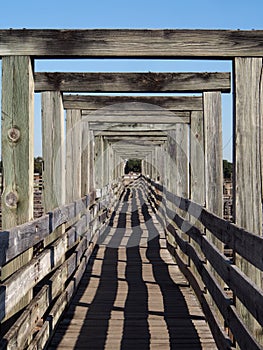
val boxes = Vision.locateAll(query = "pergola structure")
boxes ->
[1,29,263,348]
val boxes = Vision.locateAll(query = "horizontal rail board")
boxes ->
[35,72,231,93]
[165,220,262,350]
[1,29,263,58]
[155,182,263,271]
[0,193,95,267]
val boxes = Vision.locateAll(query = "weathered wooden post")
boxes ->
[42,91,65,211]
[1,56,34,229]
[190,109,205,289]
[233,57,263,345]
[94,135,103,191]
[203,91,224,325]
[1,55,34,315]
[81,117,89,197]
[66,109,81,203]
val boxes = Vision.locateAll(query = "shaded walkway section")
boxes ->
[48,179,217,350]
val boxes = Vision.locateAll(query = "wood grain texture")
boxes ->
[42,91,65,212]
[82,111,190,124]
[233,57,263,346]
[66,109,82,203]
[1,56,34,229]
[35,72,231,92]
[1,29,263,57]
[47,181,217,350]
[203,92,223,217]
[91,123,177,132]
[64,94,203,111]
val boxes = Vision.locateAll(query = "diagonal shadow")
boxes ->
[120,187,150,349]
[49,180,205,349]
[137,187,203,350]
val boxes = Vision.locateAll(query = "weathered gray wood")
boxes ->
[233,57,263,346]
[203,92,223,217]
[82,110,190,124]
[94,136,104,189]
[91,123,177,132]
[0,196,92,268]
[0,215,88,322]
[88,130,95,192]
[42,91,65,212]
[94,130,167,136]
[190,111,205,206]
[64,95,203,110]
[166,216,262,350]
[1,29,263,57]
[1,56,34,229]
[81,120,91,196]
[190,110,205,289]
[203,91,223,324]
[66,110,82,203]
[162,187,263,272]
[35,72,231,93]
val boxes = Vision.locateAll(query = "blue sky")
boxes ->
[1,0,263,160]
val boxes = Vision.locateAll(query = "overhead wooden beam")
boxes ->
[1,29,263,58]
[109,140,165,146]
[104,136,167,141]
[82,110,190,124]
[34,72,231,93]
[91,123,177,132]
[63,95,203,111]
[94,130,167,136]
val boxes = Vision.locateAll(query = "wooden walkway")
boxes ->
[48,180,217,349]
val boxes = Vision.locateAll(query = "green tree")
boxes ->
[223,159,232,179]
[34,157,43,174]
[124,159,142,174]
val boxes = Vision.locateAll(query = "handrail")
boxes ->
[0,179,124,350]
[144,176,263,350]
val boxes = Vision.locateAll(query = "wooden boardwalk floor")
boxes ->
[48,180,217,350]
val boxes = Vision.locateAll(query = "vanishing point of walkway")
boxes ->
[48,179,217,349]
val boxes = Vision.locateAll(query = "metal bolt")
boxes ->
[8,127,20,142]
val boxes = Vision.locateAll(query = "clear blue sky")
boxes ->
[1,0,263,160]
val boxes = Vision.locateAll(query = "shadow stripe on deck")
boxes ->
[48,179,217,350]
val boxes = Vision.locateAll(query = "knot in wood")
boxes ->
[5,191,19,208]
[8,127,21,142]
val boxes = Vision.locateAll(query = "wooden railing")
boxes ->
[0,180,124,349]
[143,176,263,350]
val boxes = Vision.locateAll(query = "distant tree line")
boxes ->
[124,159,142,174]
[223,159,232,179]
[0,157,43,174]
[0,157,233,179]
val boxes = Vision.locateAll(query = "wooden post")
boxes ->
[42,91,65,212]
[190,110,205,288]
[203,92,223,218]
[66,109,81,203]
[94,135,103,190]
[1,56,34,317]
[89,129,95,193]
[81,118,90,196]
[203,91,224,325]
[1,56,34,229]
[190,111,205,207]
[233,57,263,345]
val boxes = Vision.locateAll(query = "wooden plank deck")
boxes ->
[48,180,217,349]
